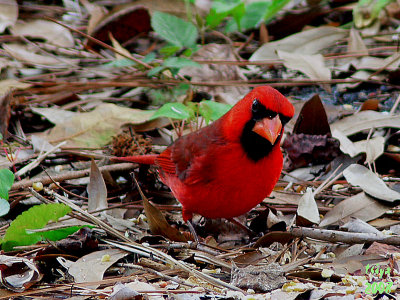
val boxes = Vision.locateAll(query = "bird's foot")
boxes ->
[186,220,200,244]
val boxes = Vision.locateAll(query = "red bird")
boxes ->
[117,86,294,224]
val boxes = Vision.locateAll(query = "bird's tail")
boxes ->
[111,154,158,165]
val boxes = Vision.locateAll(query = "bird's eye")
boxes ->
[266,110,277,119]
[252,99,260,112]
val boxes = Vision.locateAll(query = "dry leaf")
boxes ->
[277,50,331,83]
[297,188,320,225]
[250,26,347,60]
[332,130,385,163]
[31,107,75,125]
[319,192,392,227]
[348,28,368,55]
[0,0,17,33]
[331,110,400,136]
[3,43,77,67]
[0,255,43,292]
[33,103,154,147]
[341,218,382,235]
[180,43,249,105]
[67,249,128,289]
[0,79,31,137]
[343,164,400,202]
[109,33,133,60]
[267,191,302,205]
[283,134,341,169]
[80,0,108,35]
[0,79,31,96]
[86,5,151,49]
[352,53,400,71]
[87,160,108,213]
[293,94,331,135]
[141,191,187,242]
[11,20,74,47]
[231,263,286,292]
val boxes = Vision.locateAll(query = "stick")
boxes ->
[291,227,400,245]
[11,163,136,190]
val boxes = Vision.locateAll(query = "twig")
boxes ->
[44,17,152,69]
[390,93,400,115]
[290,227,400,245]
[15,141,66,177]
[117,263,196,288]
[45,189,132,243]
[104,239,243,292]
[12,163,136,190]
[313,163,343,197]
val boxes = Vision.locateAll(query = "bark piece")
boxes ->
[231,263,286,292]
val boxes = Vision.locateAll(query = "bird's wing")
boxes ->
[156,122,226,185]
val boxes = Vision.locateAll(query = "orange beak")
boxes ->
[252,115,282,144]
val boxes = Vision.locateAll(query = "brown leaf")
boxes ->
[360,99,379,111]
[0,92,12,138]
[254,231,294,248]
[135,179,187,242]
[286,270,341,282]
[319,192,393,227]
[86,5,151,49]
[87,160,108,213]
[231,263,286,292]
[0,255,43,292]
[365,242,400,256]
[232,250,265,266]
[293,94,331,135]
[0,79,31,137]
[282,133,341,169]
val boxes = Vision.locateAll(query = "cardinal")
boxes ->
[115,86,294,233]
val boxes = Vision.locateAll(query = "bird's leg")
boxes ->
[186,220,200,243]
[227,218,256,236]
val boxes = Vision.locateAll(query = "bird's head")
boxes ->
[222,86,294,161]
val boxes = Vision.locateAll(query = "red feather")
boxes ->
[114,86,294,222]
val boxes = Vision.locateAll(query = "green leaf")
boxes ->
[164,57,200,69]
[241,1,269,30]
[0,169,14,200]
[160,45,181,56]
[0,199,10,217]
[212,0,242,14]
[151,102,192,120]
[230,2,245,30]
[207,0,245,30]
[1,203,73,251]
[143,52,157,63]
[27,225,93,241]
[206,9,229,29]
[147,66,165,77]
[104,58,136,68]
[263,0,291,23]
[225,1,273,33]
[353,0,394,28]
[151,11,198,48]
[199,100,232,124]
